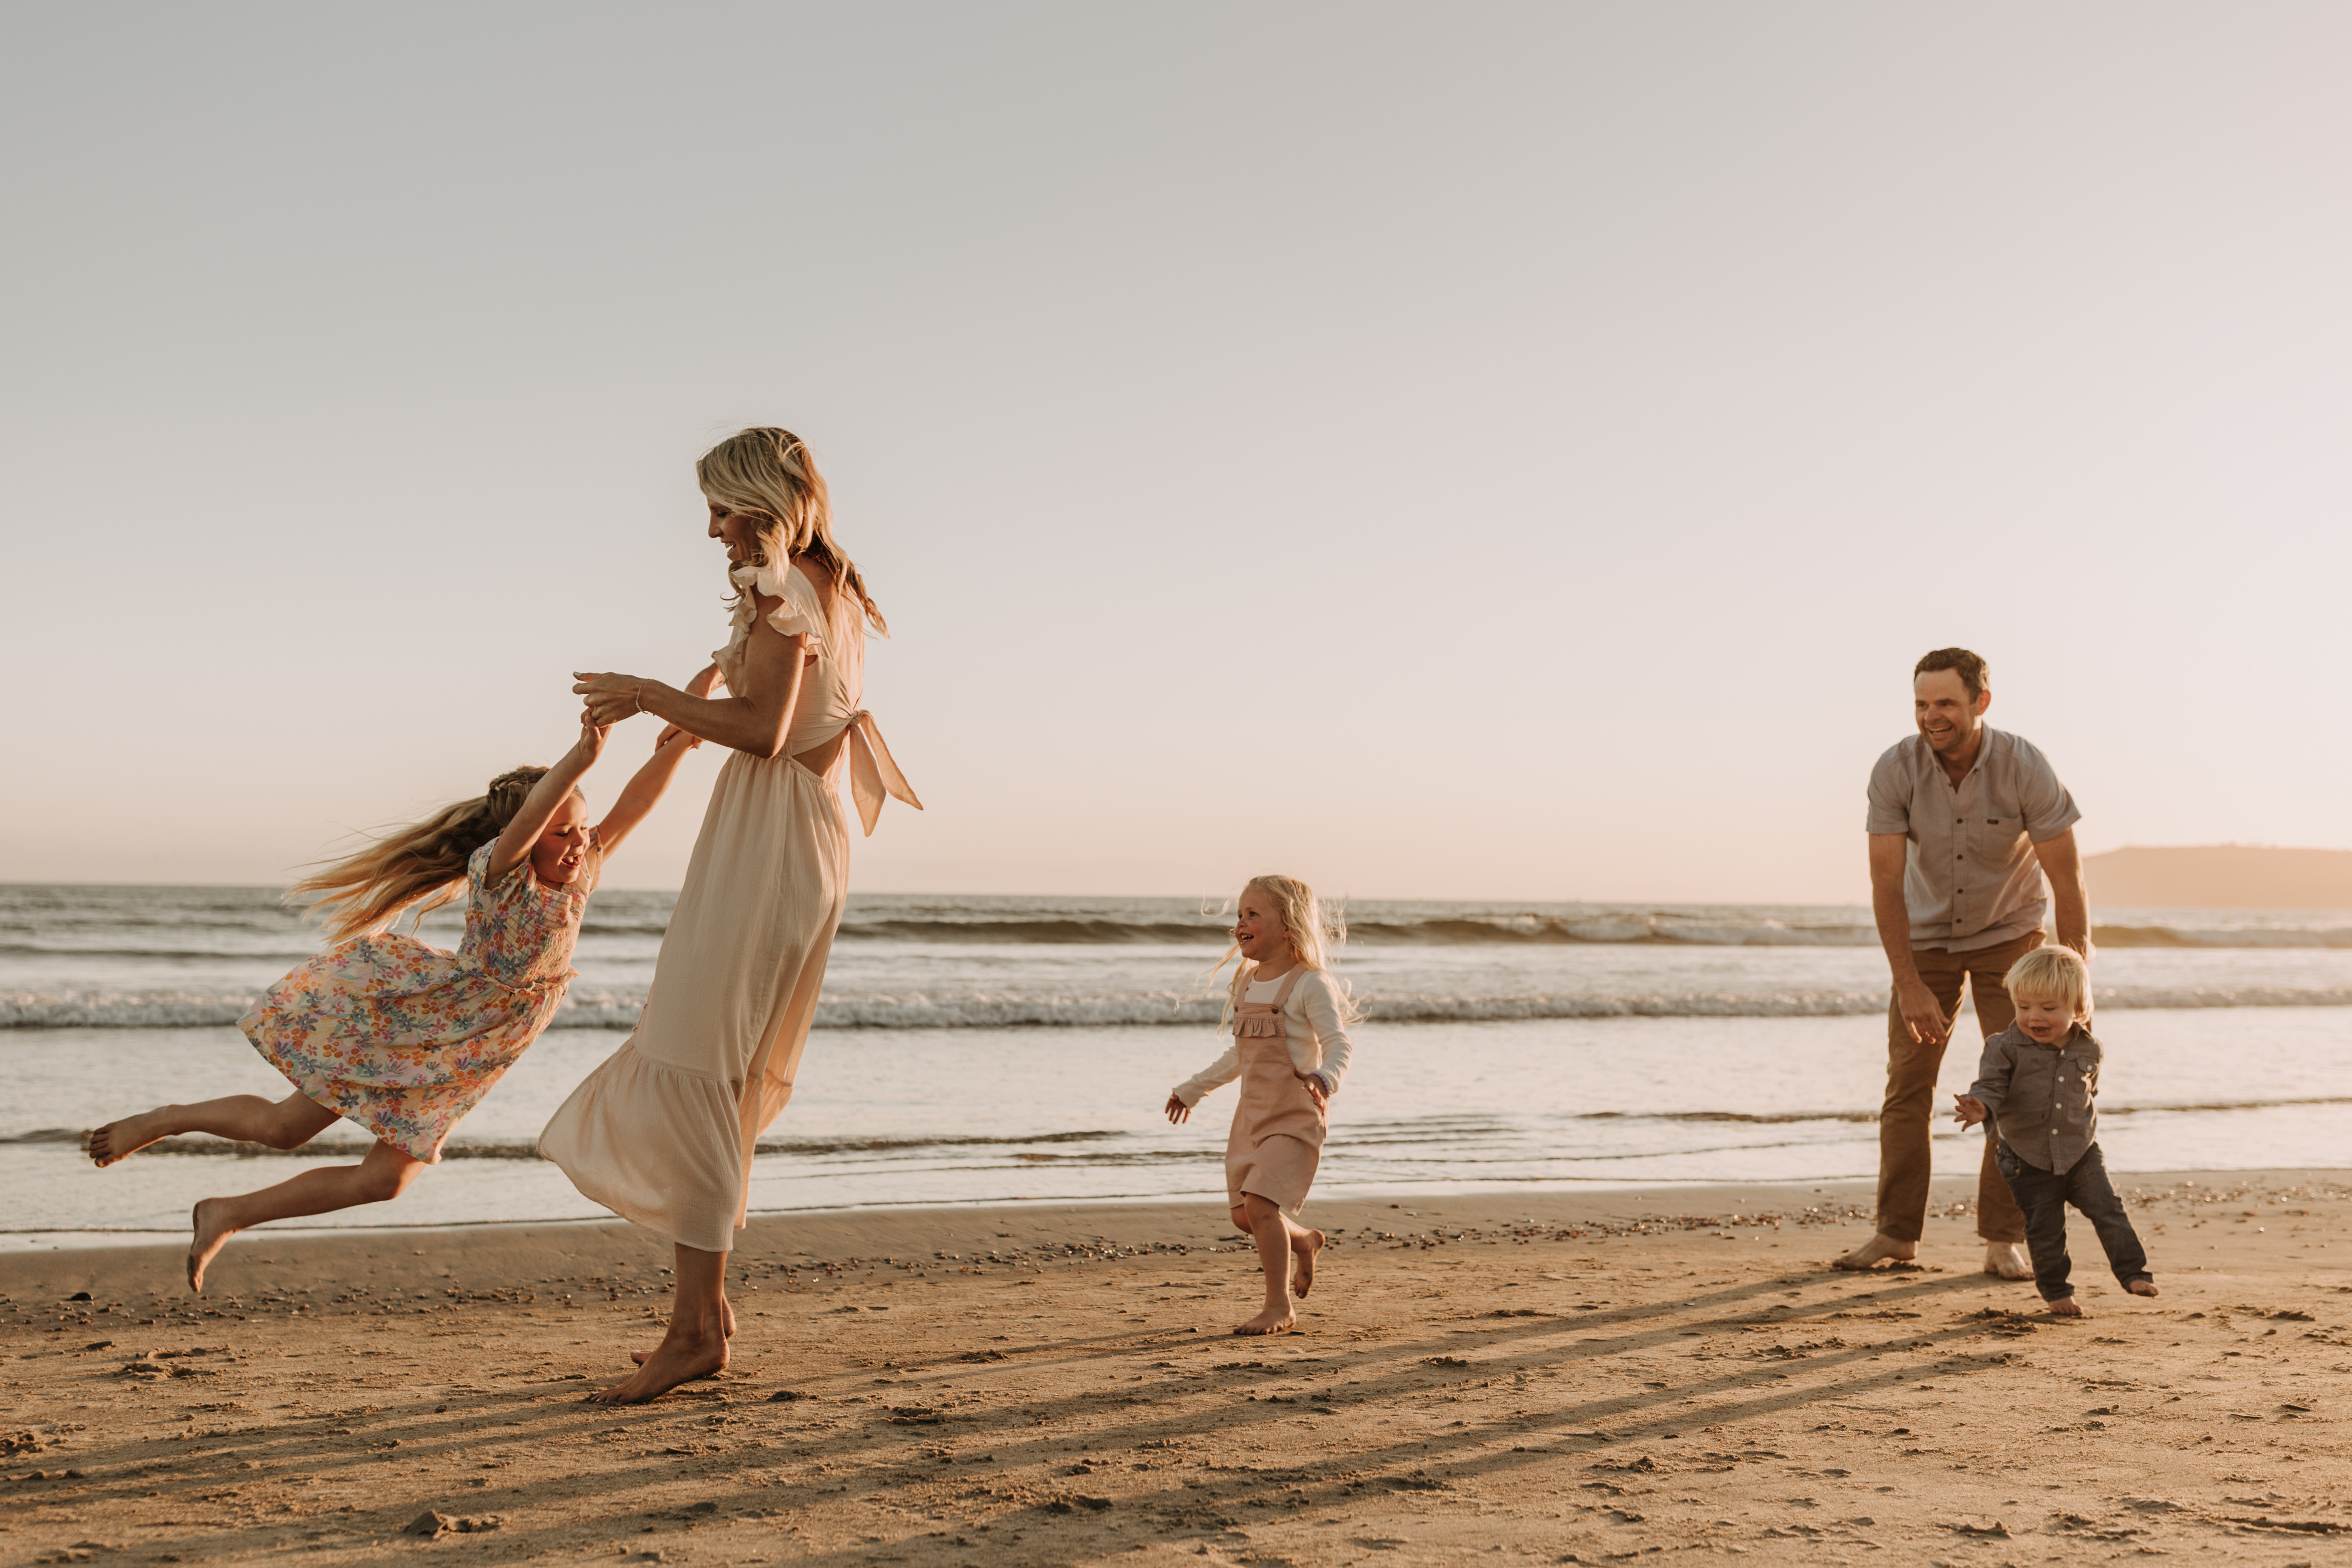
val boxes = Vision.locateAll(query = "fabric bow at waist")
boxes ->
[844,710,924,835]
[1233,1012,1287,1039]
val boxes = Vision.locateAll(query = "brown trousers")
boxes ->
[1875,928,2042,1244]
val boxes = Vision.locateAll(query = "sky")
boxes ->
[4,3,2349,904]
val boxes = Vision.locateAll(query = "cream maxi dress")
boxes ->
[540,558,918,1252]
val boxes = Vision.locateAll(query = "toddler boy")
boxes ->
[1953,945,2157,1317]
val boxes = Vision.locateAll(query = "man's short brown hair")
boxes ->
[1914,647,1989,701]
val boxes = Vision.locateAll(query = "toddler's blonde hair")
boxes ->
[290,767,569,941]
[698,427,888,634]
[1205,874,1361,1030]
[2004,945,2089,1021]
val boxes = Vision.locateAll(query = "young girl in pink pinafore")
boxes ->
[85,717,697,1293]
[1165,875,1359,1336]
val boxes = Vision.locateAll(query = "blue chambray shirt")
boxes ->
[1969,1022,2102,1175]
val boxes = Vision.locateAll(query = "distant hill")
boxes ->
[2086,846,2352,910]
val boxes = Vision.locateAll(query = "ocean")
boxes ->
[5,885,2349,1245]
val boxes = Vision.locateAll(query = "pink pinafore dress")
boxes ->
[1226,968,1328,1216]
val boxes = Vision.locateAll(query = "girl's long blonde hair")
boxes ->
[1204,874,1361,1030]
[698,427,888,634]
[289,766,554,942]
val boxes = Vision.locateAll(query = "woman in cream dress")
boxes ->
[552,427,919,1403]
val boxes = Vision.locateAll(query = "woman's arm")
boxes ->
[487,718,607,881]
[575,597,807,758]
[592,728,701,857]
[655,664,725,752]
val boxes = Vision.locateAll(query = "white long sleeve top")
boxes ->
[1172,965,1357,1107]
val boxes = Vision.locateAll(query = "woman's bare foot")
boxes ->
[2127,1278,2159,1298]
[1291,1230,1325,1298]
[187,1199,238,1294]
[2046,1296,2084,1317]
[87,1109,176,1169]
[1983,1241,2033,1280]
[632,1299,737,1366]
[1233,1305,1295,1336]
[1832,1233,1917,1271]
[592,1327,728,1404]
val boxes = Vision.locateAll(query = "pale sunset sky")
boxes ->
[4,4,2348,903]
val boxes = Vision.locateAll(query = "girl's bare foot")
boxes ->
[1983,1241,2033,1280]
[1832,1233,1917,1270]
[2127,1278,2159,1298]
[1291,1229,1325,1298]
[2046,1296,2084,1317]
[187,1199,238,1294]
[1233,1305,1295,1336]
[87,1109,175,1168]
[632,1299,737,1366]
[593,1327,728,1404]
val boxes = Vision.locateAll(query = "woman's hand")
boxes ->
[1296,1071,1330,1111]
[1164,1093,1192,1125]
[572,671,646,726]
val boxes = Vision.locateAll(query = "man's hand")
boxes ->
[1895,977,1950,1046]
[1164,1093,1191,1125]
[1952,1093,1988,1129]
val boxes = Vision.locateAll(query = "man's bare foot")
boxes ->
[631,1300,737,1366]
[2127,1278,2159,1298]
[1233,1304,1295,1336]
[87,1109,175,1169]
[1291,1230,1325,1298]
[2046,1296,2084,1317]
[187,1199,238,1294]
[1832,1233,1918,1271]
[1983,1241,2033,1280]
[592,1328,728,1404]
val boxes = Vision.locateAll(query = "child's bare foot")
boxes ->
[87,1109,175,1168]
[2046,1296,2084,1318]
[2127,1278,2159,1298]
[631,1299,736,1366]
[592,1327,728,1404]
[1983,1241,2033,1280]
[187,1199,238,1294]
[1233,1305,1295,1336]
[1832,1233,1917,1270]
[1291,1230,1325,1298]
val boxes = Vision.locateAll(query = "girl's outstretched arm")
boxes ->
[593,728,701,857]
[486,718,608,881]
[575,594,808,758]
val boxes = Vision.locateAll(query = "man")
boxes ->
[1837,648,2091,1277]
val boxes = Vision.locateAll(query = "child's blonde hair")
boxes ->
[698,427,888,635]
[290,767,567,941]
[1206,874,1361,1029]
[2004,945,2090,1021]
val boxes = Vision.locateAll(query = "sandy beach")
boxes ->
[4,1172,2348,1565]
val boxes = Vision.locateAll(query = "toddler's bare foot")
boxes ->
[592,1327,728,1404]
[1832,1233,1917,1270]
[2046,1296,2084,1318]
[1983,1241,2033,1280]
[1291,1230,1325,1298]
[87,1109,175,1169]
[187,1199,238,1295]
[2127,1278,2159,1298]
[632,1299,736,1365]
[1233,1305,1295,1337]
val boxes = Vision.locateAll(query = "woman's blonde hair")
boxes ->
[698,427,887,634]
[1203,874,1360,1029]
[289,767,561,942]
[2004,945,2090,1022]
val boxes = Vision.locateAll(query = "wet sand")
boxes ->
[4,1169,2349,1565]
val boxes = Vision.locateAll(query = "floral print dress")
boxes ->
[240,840,596,1162]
